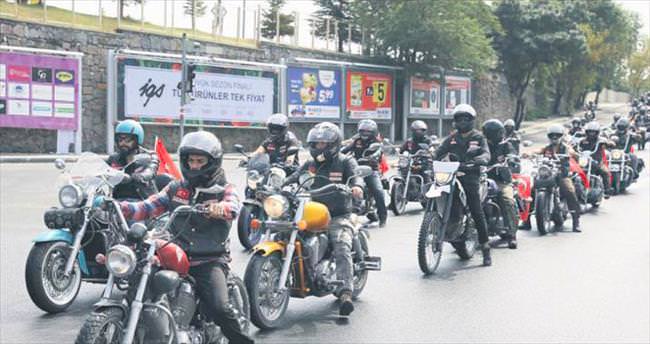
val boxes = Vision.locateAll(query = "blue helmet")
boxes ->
[115,119,144,145]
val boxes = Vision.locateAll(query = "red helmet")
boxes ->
[156,241,190,276]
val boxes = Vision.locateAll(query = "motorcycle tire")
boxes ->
[25,241,82,314]
[417,211,443,274]
[452,217,478,260]
[352,231,370,299]
[75,308,124,344]
[244,253,289,330]
[552,199,567,228]
[237,205,264,250]
[389,181,407,216]
[229,276,251,335]
[535,192,552,235]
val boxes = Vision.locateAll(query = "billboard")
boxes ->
[444,76,471,115]
[410,76,440,115]
[0,51,80,130]
[286,66,341,119]
[117,57,278,126]
[345,71,392,120]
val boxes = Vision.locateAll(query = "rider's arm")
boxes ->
[566,144,579,160]
[343,156,365,190]
[433,137,450,160]
[209,183,241,221]
[134,151,160,182]
[340,139,355,154]
[120,185,172,221]
[284,162,309,186]
[470,136,491,166]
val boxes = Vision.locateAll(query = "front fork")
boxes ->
[122,242,157,344]
[64,209,90,276]
[277,200,305,291]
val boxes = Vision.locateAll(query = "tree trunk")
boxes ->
[552,83,562,116]
[118,0,124,19]
[594,88,602,106]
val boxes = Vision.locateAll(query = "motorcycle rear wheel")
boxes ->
[244,253,289,330]
[75,308,124,344]
[451,217,478,260]
[352,232,370,299]
[417,212,443,274]
[229,276,251,335]
[389,181,407,216]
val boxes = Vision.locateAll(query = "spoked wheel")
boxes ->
[417,212,444,274]
[75,308,124,344]
[238,205,265,250]
[244,253,289,330]
[452,216,478,260]
[390,181,408,216]
[25,241,82,313]
[535,192,553,235]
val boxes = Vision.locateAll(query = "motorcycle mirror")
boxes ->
[233,144,244,153]
[195,184,224,195]
[127,222,148,242]
[354,166,373,178]
[54,158,66,170]
[369,143,382,151]
[522,140,533,147]
[287,147,300,156]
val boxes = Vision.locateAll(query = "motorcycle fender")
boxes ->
[93,298,128,316]
[252,241,286,256]
[32,230,90,276]
[425,184,450,198]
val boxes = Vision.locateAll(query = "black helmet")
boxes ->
[307,122,342,163]
[178,131,224,188]
[452,104,477,133]
[482,119,505,143]
[357,119,378,141]
[266,113,289,140]
[410,120,428,140]
[616,118,630,133]
[613,113,621,123]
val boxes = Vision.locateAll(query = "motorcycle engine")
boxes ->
[314,259,337,292]
[171,281,197,329]
[302,234,329,273]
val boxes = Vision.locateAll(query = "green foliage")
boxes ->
[261,0,295,39]
[627,37,650,95]
[310,0,362,53]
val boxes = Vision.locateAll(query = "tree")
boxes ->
[261,0,295,39]
[628,38,650,96]
[184,0,207,32]
[310,0,362,53]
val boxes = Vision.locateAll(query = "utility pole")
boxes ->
[180,33,188,139]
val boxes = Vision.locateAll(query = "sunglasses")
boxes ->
[453,115,473,122]
[117,135,135,143]
[548,134,563,139]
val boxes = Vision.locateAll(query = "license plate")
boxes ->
[609,164,620,172]
[426,184,449,198]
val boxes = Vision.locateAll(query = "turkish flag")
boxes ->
[155,137,182,180]
[569,157,589,189]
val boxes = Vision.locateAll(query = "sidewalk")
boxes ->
[0,103,628,164]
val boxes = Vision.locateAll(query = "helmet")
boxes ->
[482,119,505,143]
[613,113,621,124]
[307,122,342,163]
[546,124,565,145]
[410,120,428,140]
[571,116,582,128]
[266,113,289,140]
[357,119,378,141]
[178,131,224,188]
[504,119,515,133]
[115,119,144,145]
[584,121,600,140]
[452,104,477,133]
[616,117,630,133]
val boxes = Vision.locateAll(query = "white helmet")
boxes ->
[451,104,477,118]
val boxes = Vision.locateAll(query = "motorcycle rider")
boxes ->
[569,116,584,136]
[482,119,519,249]
[284,122,364,316]
[610,114,622,130]
[116,131,254,344]
[612,117,644,179]
[401,120,433,154]
[341,119,388,227]
[254,113,301,169]
[578,121,615,197]
[528,124,582,232]
[433,104,492,266]
[107,119,160,200]
[503,119,521,154]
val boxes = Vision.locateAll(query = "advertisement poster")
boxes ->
[444,76,471,115]
[410,76,440,115]
[0,52,79,130]
[287,66,340,119]
[346,71,393,120]
[118,58,278,126]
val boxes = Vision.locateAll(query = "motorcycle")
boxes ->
[417,161,479,275]
[75,200,251,344]
[25,153,143,313]
[389,143,432,215]
[576,147,605,207]
[584,108,596,121]
[243,166,381,329]
[608,135,637,194]
[234,144,297,250]
[530,155,570,235]
[482,157,521,240]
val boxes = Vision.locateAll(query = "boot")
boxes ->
[338,291,354,316]
[378,213,387,228]
[571,212,581,233]
[519,218,531,230]
[508,233,518,249]
[481,244,492,266]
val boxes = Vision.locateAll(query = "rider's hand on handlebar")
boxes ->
[351,186,363,199]
[207,202,227,219]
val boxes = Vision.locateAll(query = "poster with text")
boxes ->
[345,71,392,120]
[410,76,440,115]
[287,66,340,119]
[118,57,278,127]
[444,76,471,115]
[0,51,79,130]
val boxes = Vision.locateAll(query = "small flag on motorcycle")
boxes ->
[155,137,182,180]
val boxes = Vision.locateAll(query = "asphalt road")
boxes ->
[1,106,649,343]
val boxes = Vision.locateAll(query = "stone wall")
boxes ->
[1,18,523,153]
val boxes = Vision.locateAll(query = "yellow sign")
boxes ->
[372,81,387,104]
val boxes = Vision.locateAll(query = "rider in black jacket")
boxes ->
[341,119,387,227]
[255,113,300,170]
[401,120,433,154]
[285,122,364,316]
[578,121,615,197]
[503,119,521,154]
[433,104,492,266]
[119,131,254,344]
[612,118,644,179]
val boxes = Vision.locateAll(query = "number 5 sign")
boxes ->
[346,71,392,120]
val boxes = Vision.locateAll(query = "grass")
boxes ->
[0,1,257,48]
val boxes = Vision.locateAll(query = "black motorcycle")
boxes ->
[389,143,432,215]
[530,155,569,235]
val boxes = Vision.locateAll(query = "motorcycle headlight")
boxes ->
[247,170,262,190]
[59,184,82,208]
[263,195,288,219]
[578,157,589,167]
[434,172,453,185]
[538,166,553,179]
[106,245,136,278]
[398,157,409,168]
[611,150,623,160]
[267,168,286,189]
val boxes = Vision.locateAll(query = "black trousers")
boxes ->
[364,173,387,221]
[190,262,254,344]
[456,176,490,245]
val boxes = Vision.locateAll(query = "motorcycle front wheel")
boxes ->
[389,181,407,216]
[237,205,264,250]
[417,212,443,274]
[244,253,289,330]
[451,216,478,260]
[535,191,552,235]
[25,241,82,313]
[75,308,124,344]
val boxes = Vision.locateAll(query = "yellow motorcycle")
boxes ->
[243,167,382,329]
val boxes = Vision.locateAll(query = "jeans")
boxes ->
[593,163,612,190]
[189,262,254,344]
[364,173,387,222]
[496,182,518,238]
[457,176,489,245]
[558,177,581,214]
[328,217,354,295]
